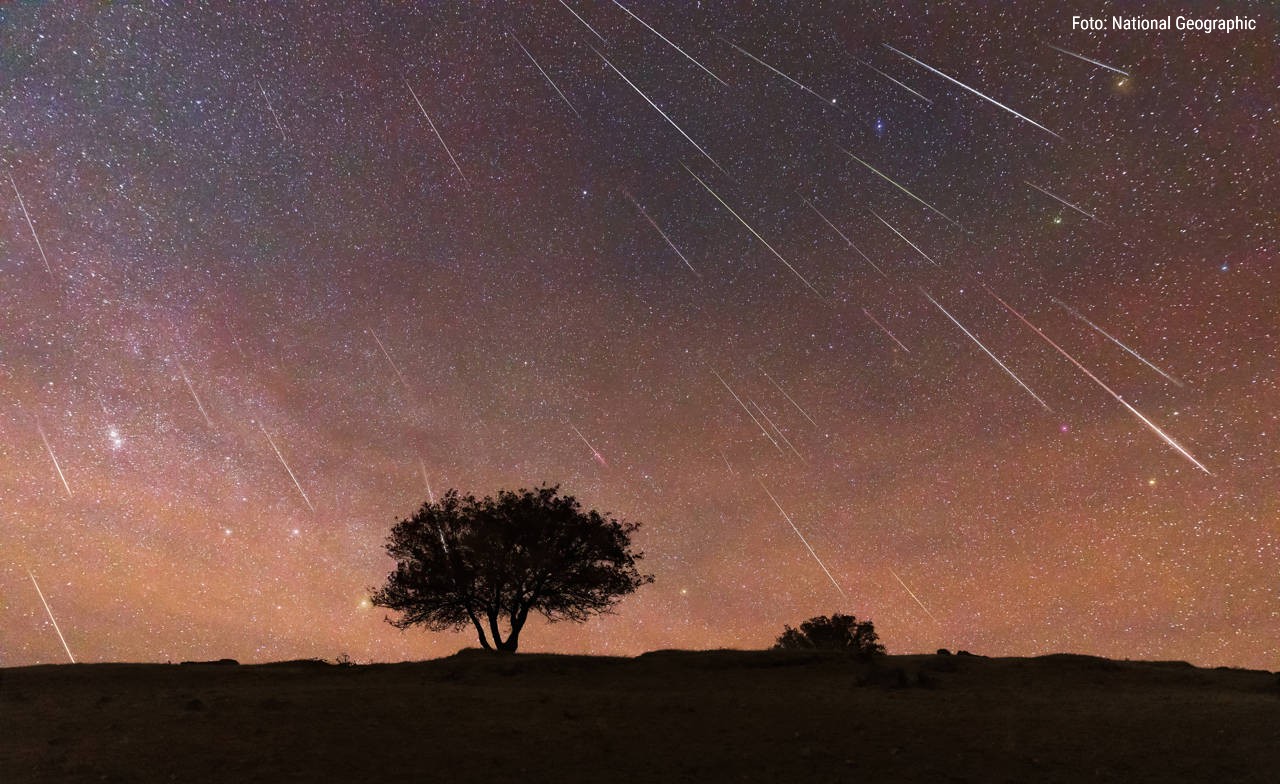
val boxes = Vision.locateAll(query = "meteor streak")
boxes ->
[755,363,819,427]
[842,148,959,227]
[758,481,847,600]
[176,359,214,427]
[800,196,887,278]
[869,209,939,267]
[593,47,724,172]
[611,1,729,86]
[985,286,1210,474]
[257,81,287,142]
[403,77,468,184]
[888,566,940,625]
[417,457,436,502]
[884,44,1062,140]
[684,164,824,298]
[8,170,53,277]
[712,369,784,454]
[28,571,75,663]
[369,329,410,389]
[862,307,911,353]
[1025,180,1101,222]
[509,31,580,118]
[921,288,1053,411]
[854,58,933,104]
[570,423,608,467]
[719,37,836,106]
[750,398,806,462]
[621,189,699,276]
[35,418,72,497]
[557,0,607,43]
[1052,298,1184,387]
[1044,43,1129,76]
[259,423,315,512]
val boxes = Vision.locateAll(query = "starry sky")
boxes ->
[2,2,1276,669]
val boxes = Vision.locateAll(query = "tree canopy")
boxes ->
[370,485,653,652]
[774,613,885,657]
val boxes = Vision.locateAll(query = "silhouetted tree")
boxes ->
[774,613,885,657]
[370,485,653,653]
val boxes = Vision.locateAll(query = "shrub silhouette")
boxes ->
[371,485,653,653]
[773,613,885,657]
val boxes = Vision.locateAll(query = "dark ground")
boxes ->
[3,649,1278,783]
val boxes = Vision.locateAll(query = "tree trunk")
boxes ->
[466,609,492,650]
[499,607,527,652]
[487,610,510,652]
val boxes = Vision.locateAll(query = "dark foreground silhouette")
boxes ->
[4,649,1278,783]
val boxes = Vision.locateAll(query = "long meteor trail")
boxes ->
[1025,180,1101,222]
[259,423,316,512]
[418,457,436,502]
[862,307,911,353]
[509,31,580,117]
[885,44,1062,140]
[712,369,785,454]
[176,360,214,426]
[594,47,724,172]
[570,423,608,467]
[921,288,1053,412]
[557,0,607,43]
[801,196,887,278]
[35,418,72,497]
[29,570,76,663]
[370,328,410,390]
[718,37,836,106]
[870,209,939,267]
[684,164,824,298]
[622,189,699,276]
[1044,43,1129,76]
[985,286,1210,474]
[855,58,933,104]
[842,148,959,227]
[8,171,53,277]
[750,399,806,462]
[888,566,940,625]
[257,81,287,142]
[403,77,468,184]
[755,363,819,428]
[611,1,728,86]
[758,481,847,600]
[1052,298,1184,387]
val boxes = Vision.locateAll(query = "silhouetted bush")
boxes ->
[773,613,884,657]
[937,648,952,656]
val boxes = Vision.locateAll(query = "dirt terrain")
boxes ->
[4,649,1278,782]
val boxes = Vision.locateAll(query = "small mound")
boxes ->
[636,648,845,668]
[257,659,331,668]
[178,659,239,667]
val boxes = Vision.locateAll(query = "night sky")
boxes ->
[2,2,1275,669]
